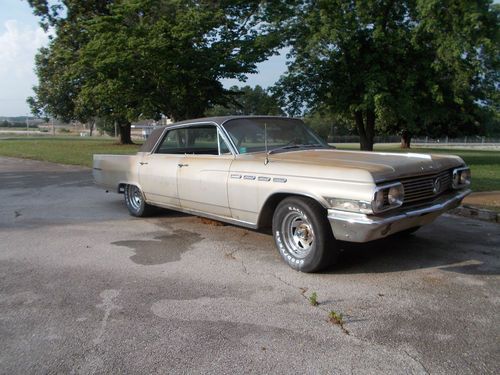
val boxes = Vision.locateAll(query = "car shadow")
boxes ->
[324,229,499,276]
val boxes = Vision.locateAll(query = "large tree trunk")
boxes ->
[119,122,133,144]
[400,129,411,148]
[355,110,375,151]
[89,121,94,137]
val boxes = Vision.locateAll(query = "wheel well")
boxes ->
[257,193,326,229]
[118,183,127,194]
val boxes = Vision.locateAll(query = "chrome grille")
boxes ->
[401,169,452,205]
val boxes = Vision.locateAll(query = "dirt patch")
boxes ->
[463,191,500,209]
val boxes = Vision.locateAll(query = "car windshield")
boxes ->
[222,118,329,154]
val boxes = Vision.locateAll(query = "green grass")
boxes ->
[0,137,498,192]
[0,137,141,168]
[335,144,500,192]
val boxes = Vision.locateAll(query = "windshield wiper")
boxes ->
[268,143,325,155]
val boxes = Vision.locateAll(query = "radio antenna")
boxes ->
[264,122,269,165]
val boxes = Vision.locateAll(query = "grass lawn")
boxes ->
[0,137,498,192]
[0,137,141,168]
[335,144,500,192]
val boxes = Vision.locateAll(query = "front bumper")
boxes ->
[327,189,471,242]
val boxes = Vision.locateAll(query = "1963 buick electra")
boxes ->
[93,116,471,272]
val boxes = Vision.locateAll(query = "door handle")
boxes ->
[139,162,148,165]
[178,163,189,168]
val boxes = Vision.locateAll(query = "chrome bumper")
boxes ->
[327,189,471,243]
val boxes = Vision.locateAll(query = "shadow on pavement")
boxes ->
[326,227,499,276]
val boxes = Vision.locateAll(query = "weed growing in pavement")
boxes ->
[309,292,319,306]
[328,310,344,325]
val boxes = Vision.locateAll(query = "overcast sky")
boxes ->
[0,0,288,117]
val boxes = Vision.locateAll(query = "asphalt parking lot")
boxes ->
[0,156,499,374]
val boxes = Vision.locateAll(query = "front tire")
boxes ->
[124,184,154,217]
[272,197,339,272]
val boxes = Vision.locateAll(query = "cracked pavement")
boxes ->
[0,156,499,374]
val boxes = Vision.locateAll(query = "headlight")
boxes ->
[372,191,385,212]
[452,167,471,189]
[326,182,404,215]
[372,182,404,213]
[325,198,373,214]
[388,185,404,205]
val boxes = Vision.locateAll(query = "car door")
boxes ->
[177,125,234,217]
[138,127,188,207]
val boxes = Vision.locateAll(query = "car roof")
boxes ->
[168,115,299,127]
[139,115,301,153]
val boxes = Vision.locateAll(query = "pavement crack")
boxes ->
[403,349,430,374]
[240,259,249,275]
[93,289,120,346]
[225,233,251,276]
[271,273,351,334]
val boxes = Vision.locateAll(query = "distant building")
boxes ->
[131,117,172,139]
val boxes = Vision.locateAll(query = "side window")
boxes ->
[187,126,218,154]
[218,133,231,155]
[156,128,187,154]
[156,125,232,155]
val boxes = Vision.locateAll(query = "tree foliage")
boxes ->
[27,0,280,143]
[205,85,284,116]
[272,0,499,150]
[303,109,355,141]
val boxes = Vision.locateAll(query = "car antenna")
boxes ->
[264,122,269,165]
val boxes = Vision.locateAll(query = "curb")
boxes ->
[449,205,500,223]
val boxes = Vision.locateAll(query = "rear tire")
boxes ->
[124,184,154,217]
[272,197,339,272]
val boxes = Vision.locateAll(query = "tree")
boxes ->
[28,0,280,144]
[27,1,113,136]
[303,109,356,141]
[271,0,499,150]
[205,85,284,116]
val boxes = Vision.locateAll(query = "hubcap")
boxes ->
[281,210,315,258]
[128,186,143,211]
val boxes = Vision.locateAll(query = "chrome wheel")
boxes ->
[281,210,315,258]
[127,185,143,212]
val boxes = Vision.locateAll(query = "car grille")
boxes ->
[400,169,453,206]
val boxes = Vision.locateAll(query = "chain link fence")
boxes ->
[412,136,500,144]
[329,135,401,143]
[329,135,500,144]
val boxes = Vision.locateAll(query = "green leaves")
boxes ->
[205,85,283,116]
[273,0,499,149]
[28,0,280,130]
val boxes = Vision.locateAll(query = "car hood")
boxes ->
[261,149,464,183]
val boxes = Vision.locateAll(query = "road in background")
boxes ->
[1,157,499,374]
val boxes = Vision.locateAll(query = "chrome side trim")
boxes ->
[273,177,287,183]
[144,200,258,229]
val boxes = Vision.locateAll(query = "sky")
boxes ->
[0,0,288,117]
